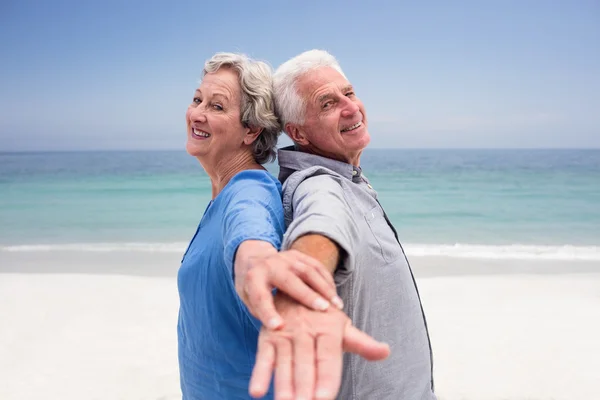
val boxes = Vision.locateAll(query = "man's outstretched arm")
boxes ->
[249,176,390,400]
[290,233,340,274]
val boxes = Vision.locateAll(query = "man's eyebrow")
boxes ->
[317,93,334,103]
[341,85,354,93]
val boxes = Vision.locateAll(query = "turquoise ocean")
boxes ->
[1,149,599,261]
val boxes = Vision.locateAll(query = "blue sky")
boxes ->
[1,0,598,151]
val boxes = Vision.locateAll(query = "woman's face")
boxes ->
[185,68,250,164]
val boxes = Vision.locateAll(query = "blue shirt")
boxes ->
[177,170,284,399]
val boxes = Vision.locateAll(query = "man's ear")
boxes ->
[243,125,264,145]
[285,123,309,146]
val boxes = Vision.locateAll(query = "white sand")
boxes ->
[1,255,599,399]
[0,274,181,400]
[421,274,600,400]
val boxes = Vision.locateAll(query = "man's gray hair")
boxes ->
[273,49,347,127]
[203,52,280,164]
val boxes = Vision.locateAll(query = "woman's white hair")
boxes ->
[273,49,347,127]
[203,52,281,164]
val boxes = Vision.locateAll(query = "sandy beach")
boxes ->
[1,251,599,400]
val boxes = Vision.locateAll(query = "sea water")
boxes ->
[1,149,598,261]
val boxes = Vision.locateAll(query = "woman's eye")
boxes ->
[212,103,223,111]
[192,97,201,104]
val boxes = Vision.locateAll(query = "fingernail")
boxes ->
[315,388,330,398]
[250,384,261,393]
[267,317,282,329]
[312,297,330,311]
[331,295,344,309]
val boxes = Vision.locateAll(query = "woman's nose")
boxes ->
[189,105,207,123]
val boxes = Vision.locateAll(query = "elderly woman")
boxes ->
[177,53,342,399]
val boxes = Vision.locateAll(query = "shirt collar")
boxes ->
[277,145,363,182]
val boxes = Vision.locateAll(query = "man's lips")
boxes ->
[340,120,362,133]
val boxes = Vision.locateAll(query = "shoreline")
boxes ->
[1,250,598,277]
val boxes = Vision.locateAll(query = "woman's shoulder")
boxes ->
[227,169,282,194]
[217,169,283,215]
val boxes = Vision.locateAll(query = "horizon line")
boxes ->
[1,147,599,154]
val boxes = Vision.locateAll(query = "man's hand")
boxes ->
[248,293,390,400]
[235,241,344,329]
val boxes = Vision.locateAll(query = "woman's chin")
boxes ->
[186,141,207,158]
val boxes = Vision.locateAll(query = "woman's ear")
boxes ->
[243,125,264,145]
[285,123,308,145]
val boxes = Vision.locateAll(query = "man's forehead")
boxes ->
[296,67,350,97]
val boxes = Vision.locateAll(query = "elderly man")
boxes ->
[249,50,436,400]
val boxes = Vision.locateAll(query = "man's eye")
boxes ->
[322,101,333,110]
[345,92,355,97]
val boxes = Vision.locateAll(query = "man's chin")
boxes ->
[352,130,371,150]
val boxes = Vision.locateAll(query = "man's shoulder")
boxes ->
[282,166,344,193]
[281,167,350,227]
[281,166,345,205]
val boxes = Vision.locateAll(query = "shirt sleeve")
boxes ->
[282,174,358,273]
[222,172,285,275]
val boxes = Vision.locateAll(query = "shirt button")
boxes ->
[352,170,358,176]
[368,184,373,189]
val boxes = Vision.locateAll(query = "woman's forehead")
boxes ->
[198,69,240,99]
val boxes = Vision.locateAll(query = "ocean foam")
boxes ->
[2,242,599,261]
[0,242,189,253]
[406,243,600,261]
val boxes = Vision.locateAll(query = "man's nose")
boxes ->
[340,97,360,118]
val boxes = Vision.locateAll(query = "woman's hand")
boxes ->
[234,241,344,329]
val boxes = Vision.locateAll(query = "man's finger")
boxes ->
[314,333,343,400]
[245,267,283,329]
[249,337,275,398]
[274,338,294,400]
[342,324,390,361]
[293,333,315,400]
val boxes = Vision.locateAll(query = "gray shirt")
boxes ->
[278,146,436,400]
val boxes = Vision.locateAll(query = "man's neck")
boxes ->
[297,144,361,167]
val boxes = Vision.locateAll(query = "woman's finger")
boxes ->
[287,250,336,287]
[270,269,331,312]
[278,253,343,310]
[244,266,283,329]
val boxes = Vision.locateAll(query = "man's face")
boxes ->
[288,67,370,165]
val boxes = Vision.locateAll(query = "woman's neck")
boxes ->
[201,151,263,199]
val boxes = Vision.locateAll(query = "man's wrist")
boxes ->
[290,234,340,274]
